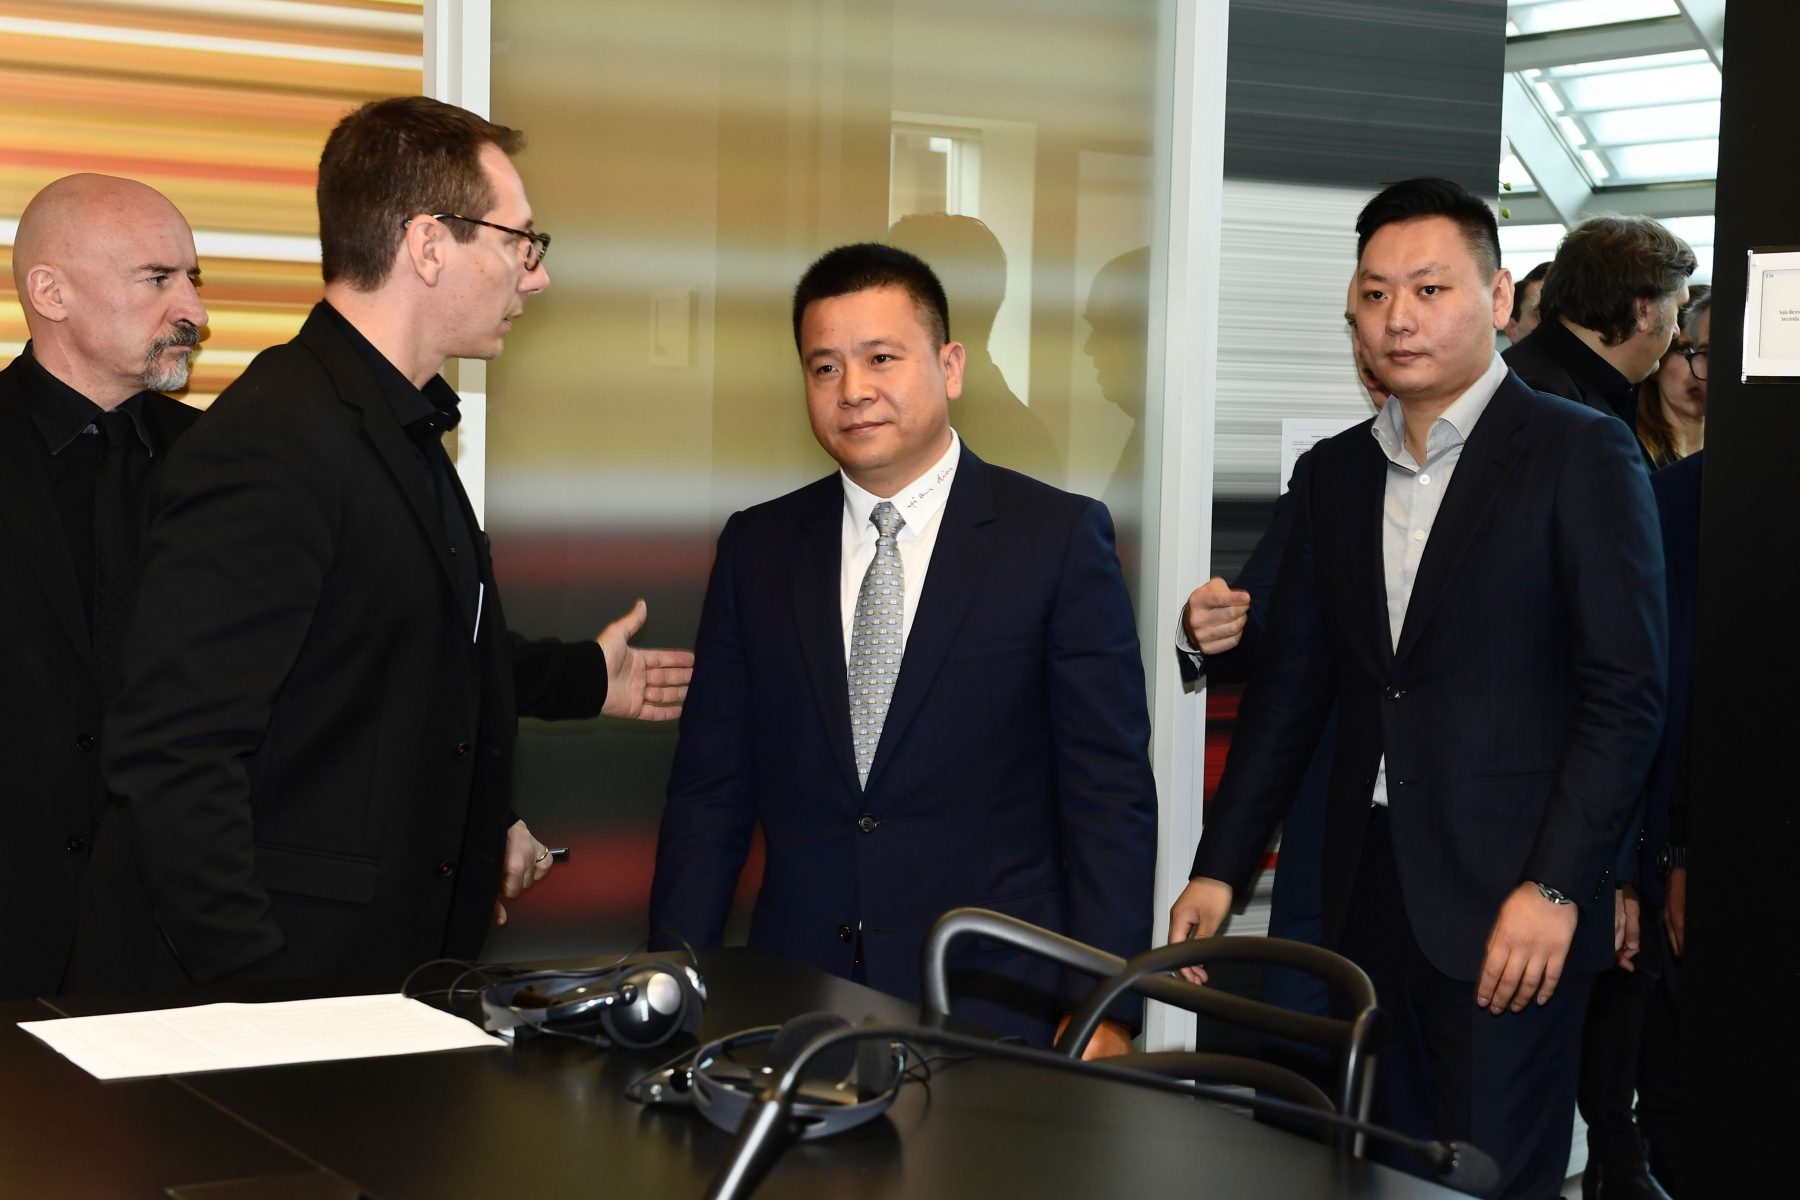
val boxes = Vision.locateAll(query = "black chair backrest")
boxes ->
[919,907,1383,1140]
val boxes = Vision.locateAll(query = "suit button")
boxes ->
[65,836,86,853]
[1384,686,1405,700]
[857,814,879,834]
[74,733,97,751]
[838,924,853,942]
[453,742,471,759]
[437,861,456,877]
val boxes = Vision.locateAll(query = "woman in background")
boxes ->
[1636,285,1710,469]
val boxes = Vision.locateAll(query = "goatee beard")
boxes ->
[141,323,201,392]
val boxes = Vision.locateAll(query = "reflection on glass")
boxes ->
[886,213,1062,483]
[487,0,1162,959]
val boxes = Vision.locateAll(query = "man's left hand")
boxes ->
[597,599,694,721]
[1476,882,1579,1014]
[1613,884,1641,972]
[493,819,554,927]
[1055,1014,1133,1060]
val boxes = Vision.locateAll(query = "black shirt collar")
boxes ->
[1538,317,1634,414]
[14,342,159,456]
[318,301,462,438]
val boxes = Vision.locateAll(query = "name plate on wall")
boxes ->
[1743,246,1800,382]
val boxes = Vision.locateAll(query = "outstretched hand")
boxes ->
[597,599,694,721]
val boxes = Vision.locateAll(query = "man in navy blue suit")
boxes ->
[1169,179,1666,1198]
[651,244,1157,1055]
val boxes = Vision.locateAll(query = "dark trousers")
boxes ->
[1577,904,1682,1194]
[1338,807,1593,1200]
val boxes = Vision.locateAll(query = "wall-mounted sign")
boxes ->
[1743,246,1800,382]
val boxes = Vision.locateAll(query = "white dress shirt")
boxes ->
[839,431,962,663]
[1367,352,1507,805]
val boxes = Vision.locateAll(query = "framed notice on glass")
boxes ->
[1743,246,1800,382]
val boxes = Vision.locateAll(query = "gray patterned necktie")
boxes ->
[849,500,906,787]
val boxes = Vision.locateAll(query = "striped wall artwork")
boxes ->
[0,0,425,406]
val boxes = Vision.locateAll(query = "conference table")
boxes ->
[1,947,1459,1198]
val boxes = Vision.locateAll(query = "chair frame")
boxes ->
[919,907,1383,1150]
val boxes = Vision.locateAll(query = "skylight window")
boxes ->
[1508,0,1680,37]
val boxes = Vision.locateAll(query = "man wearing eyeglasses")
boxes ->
[75,96,692,991]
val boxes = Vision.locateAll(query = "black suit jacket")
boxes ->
[1502,319,1637,427]
[649,448,1157,1039]
[0,361,198,998]
[82,305,603,990]
[1193,371,1667,981]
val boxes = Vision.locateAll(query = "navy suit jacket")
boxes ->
[1630,451,1701,908]
[650,447,1158,1039]
[1193,371,1667,981]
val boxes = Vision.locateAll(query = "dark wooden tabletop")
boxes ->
[5,947,1456,1199]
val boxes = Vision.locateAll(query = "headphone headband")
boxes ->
[628,1011,906,1140]
[480,957,706,1049]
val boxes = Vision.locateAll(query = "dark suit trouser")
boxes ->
[1634,915,1681,1196]
[1575,900,1683,1194]
[1339,808,1592,1200]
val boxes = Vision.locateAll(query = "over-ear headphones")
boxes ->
[626,1010,906,1140]
[480,956,707,1049]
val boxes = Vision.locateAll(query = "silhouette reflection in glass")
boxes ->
[1083,246,1149,532]
[887,214,1063,484]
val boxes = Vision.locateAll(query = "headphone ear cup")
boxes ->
[854,1033,899,1098]
[767,1011,854,1083]
[600,967,691,1049]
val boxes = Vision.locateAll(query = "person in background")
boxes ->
[1634,287,1710,470]
[1176,279,1388,1085]
[0,174,205,998]
[1503,217,1695,443]
[1504,260,1551,345]
[1577,286,1711,1200]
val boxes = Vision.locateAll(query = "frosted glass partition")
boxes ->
[482,0,1168,958]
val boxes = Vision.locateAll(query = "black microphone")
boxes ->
[704,1022,1500,1200]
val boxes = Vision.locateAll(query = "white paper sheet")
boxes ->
[1278,416,1365,495]
[19,994,505,1081]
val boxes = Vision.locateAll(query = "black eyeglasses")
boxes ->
[417,212,551,271]
[1682,344,1708,381]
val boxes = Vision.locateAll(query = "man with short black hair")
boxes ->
[81,97,692,990]
[651,242,1157,1054]
[0,174,205,998]
[1504,217,1696,430]
[1170,178,1666,1198]
[1505,260,1551,344]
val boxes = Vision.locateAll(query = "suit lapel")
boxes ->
[866,451,995,788]
[791,476,860,794]
[294,310,466,630]
[1392,373,1531,664]
[0,364,94,660]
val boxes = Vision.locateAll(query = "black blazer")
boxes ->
[82,305,603,990]
[1193,371,1667,981]
[649,448,1158,1039]
[0,361,198,998]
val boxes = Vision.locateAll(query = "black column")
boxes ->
[1684,3,1797,1187]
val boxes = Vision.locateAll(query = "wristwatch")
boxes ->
[1533,881,1573,905]
[1655,844,1687,877]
